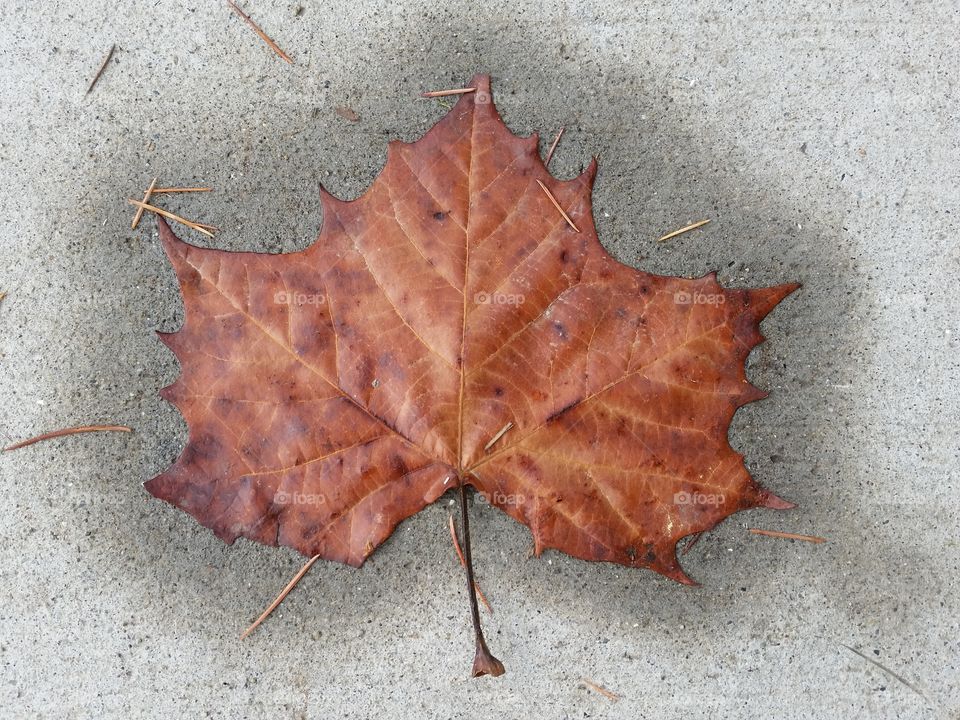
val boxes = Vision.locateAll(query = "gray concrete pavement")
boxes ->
[0,1,957,718]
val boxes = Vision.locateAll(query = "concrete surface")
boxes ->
[1,1,957,718]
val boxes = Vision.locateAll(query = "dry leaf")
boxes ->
[147,73,798,666]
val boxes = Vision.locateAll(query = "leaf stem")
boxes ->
[457,477,505,677]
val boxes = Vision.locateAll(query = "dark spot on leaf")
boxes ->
[390,454,409,476]
[546,399,578,423]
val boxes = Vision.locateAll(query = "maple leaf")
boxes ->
[147,74,798,675]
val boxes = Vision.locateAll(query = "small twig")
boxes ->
[681,531,705,556]
[0,291,6,303]
[86,44,116,95]
[131,177,157,230]
[581,677,621,702]
[841,645,929,702]
[448,516,492,613]
[241,554,321,639]
[536,179,580,232]
[152,187,213,194]
[420,87,475,98]
[4,425,132,452]
[544,127,565,167]
[483,422,513,452]
[748,528,827,544]
[126,199,216,237]
[227,0,293,64]
[655,218,710,243]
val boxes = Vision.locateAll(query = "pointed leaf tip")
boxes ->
[657,550,698,586]
[741,384,770,404]
[759,490,795,510]
[749,282,802,322]
[155,214,175,242]
[467,72,492,93]
[155,213,193,263]
[582,156,599,187]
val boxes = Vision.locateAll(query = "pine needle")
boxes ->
[536,179,580,232]
[448,515,492,613]
[681,531,705,556]
[227,0,293,64]
[420,87,475,98]
[581,677,621,702]
[544,127,565,167]
[748,528,827,544]
[4,425,132,452]
[841,645,929,701]
[86,44,116,95]
[192,221,220,232]
[483,422,513,452]
[241,554,321,640]
[655,219,710,243]
[126,199,216,237]
[130,177,157,230]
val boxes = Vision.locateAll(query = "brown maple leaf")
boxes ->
[147,74,798,676]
